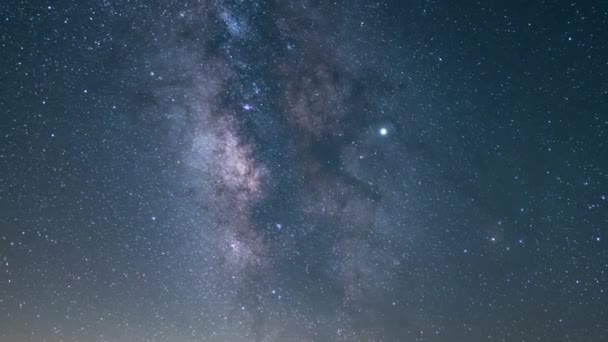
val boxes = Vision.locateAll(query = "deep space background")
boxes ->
[1,1,608,341]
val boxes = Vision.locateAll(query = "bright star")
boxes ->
[379,127,388,136]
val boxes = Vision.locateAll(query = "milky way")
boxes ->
[157,1,409,337]
[2,0,608,341]
[86,0,408,339]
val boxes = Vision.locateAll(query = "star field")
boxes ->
[1,1,607,341]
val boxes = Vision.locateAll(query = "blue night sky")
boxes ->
[1,1,607,341]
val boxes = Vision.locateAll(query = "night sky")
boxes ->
[1,1,608,341]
